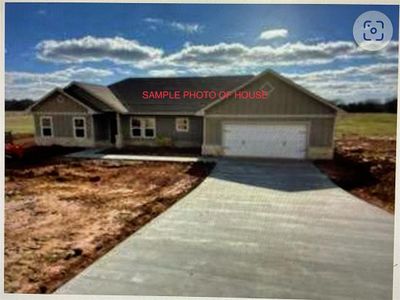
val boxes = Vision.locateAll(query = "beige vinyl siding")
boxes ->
[34,114,92,139]
[120,115,203,147]
[31,92,88,113]
[309,118,335,147]
[204,116,334,148]
[206,73,335,115]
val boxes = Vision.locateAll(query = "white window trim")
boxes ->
[176,117,190,132]
[130,117,142,138]
[130,117,156,139]
[40,116,53,138]
[73,116,87,139]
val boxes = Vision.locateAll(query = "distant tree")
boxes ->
[5,99,35,111]
[383,98,397,113]
[336,98,397,113]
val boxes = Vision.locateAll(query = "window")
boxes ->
[73,117,86,138]
[176,117,189,132]
[131,118,142,137]
[40,116,53,137]
[130,117,156,138]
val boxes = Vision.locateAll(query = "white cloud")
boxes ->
[144,17,163,24]
[35,35,398,73]
[148,69,182,77]
[6,67,114,100]
[162,41,356,69]
[36,36,163,65]
[9,34,399,102]
[144,18,203,34]
[259,29,288,40]
[283,63,398,102]
[169,22,202,34]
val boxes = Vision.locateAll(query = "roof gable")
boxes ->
[29,88,95,113]
[65,82,128,113]
[205,69,340,114]
[266,69,340,113]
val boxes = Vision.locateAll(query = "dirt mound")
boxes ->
[5,159,214,293]
[316,136,395,213]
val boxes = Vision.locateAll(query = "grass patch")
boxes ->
[5,112,34,135]
[335,113,397,138]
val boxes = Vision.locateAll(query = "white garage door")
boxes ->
[222,123,307,159]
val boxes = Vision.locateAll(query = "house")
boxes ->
[29,69,339,159]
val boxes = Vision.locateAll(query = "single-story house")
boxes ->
[29,69,339,159]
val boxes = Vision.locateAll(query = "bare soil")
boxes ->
[315,136,395,213]
[5,158,213,293]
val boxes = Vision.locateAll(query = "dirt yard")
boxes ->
[5,158,213,293]
[316,136,395,213]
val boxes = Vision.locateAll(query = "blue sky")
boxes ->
[5,3,399,102]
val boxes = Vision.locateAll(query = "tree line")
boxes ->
[335,98,397,113]
[5,99,35,111]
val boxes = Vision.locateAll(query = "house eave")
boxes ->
[28,88,98,114]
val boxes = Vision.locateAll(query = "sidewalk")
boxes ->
[56,159,393,299]
[66,148,215,163]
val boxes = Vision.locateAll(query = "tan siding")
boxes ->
[34,114,92,138]
[309,118,334,147]
[32,91,88,113]
[206,73,335,115]
[205,116,334,147]
[120,115,203,147]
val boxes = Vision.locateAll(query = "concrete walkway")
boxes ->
[56,159,394,299]
[66,148,213,163]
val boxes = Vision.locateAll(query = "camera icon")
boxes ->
[363,20,385,41]
[353,11,393,51]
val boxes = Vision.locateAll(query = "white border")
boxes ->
[393,5,400,300]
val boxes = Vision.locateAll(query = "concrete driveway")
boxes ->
[56,159,394,299]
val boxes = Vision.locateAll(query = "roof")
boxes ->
[65,82,128,113]
[108,75,254,114]
[31,69,339,115]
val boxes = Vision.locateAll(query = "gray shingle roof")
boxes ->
[67,82,128,113]
[108,75,254,114]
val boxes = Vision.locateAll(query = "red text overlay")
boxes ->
[142,90,268,100]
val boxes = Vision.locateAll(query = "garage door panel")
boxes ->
[223,123,307,159]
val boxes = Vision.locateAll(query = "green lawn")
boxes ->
[5,112,34,135]
[335,113,397,138]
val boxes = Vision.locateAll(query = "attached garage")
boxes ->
[222,123,308,159]
[201,69,339,160]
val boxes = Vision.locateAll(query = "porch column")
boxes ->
[116,113,123,149]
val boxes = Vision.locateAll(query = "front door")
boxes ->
[109,114,118,144]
